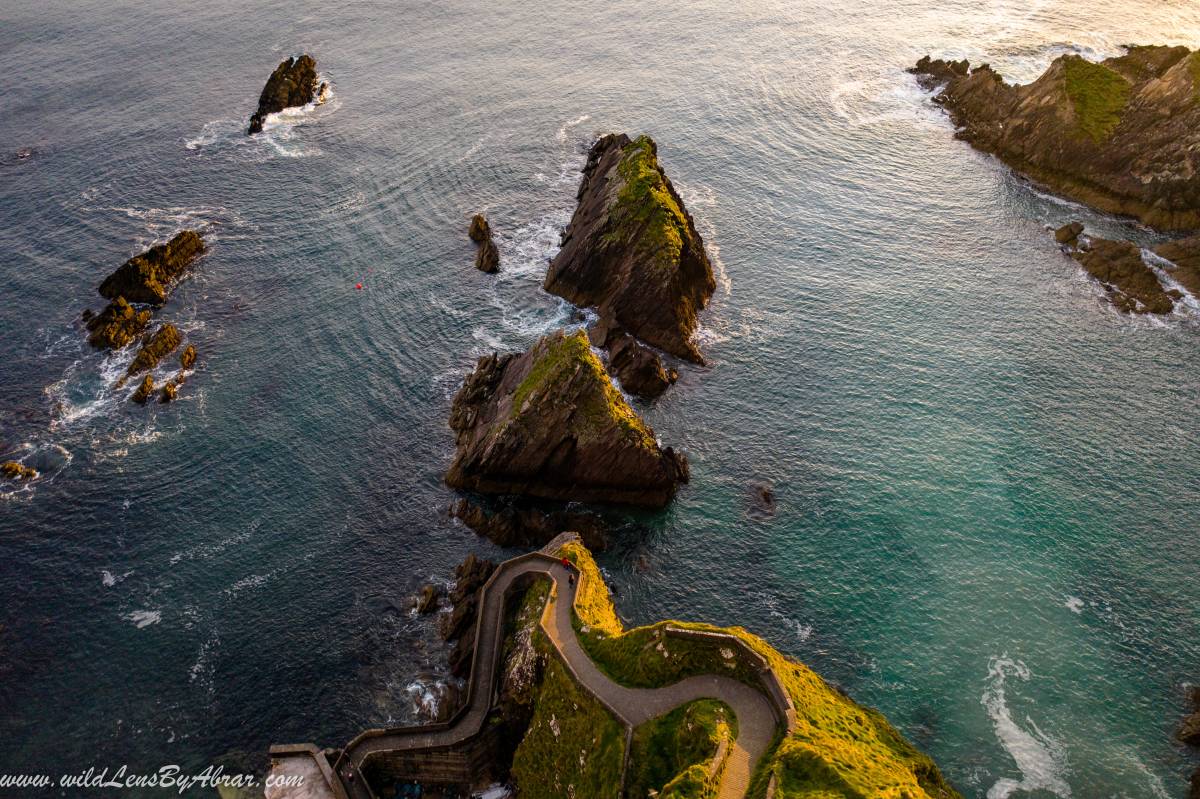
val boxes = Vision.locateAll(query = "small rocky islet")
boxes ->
[912,45,1200,230]
[247,54,327,135]
[82,230,204,404]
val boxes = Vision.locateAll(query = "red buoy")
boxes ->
[355,283,363,290]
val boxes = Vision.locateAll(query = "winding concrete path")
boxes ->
[291,544,781,799]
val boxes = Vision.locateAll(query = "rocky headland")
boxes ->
[247,55,327,135]
[445,329,688,507]
[545,134,716,365]
[1052,222,1200,314]
[913,46,1200,229]
[468,213,500,273]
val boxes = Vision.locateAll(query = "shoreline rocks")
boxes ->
[85,297,152,350]
[117,324,182,388]
[544,134,715,363]
[248,55,325,135]
[439,554,496,678]
[445,329,689,507]
[913,46,1200,230]
[98,231,205,305]
[1053,223,1200,314]
[468,214,499,273]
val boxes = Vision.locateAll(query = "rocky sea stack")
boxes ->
[1053,223,1200,314]
[468,213,500,273]
[247,55,326,135]
[98,230,204,305]
[545,134,716,363]
[446,329,688,507]
[913,46,1200,229]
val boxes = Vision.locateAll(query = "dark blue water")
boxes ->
[2,1,1198,796]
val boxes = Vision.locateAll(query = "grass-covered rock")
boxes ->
[446,329,689,507]
[629,699,736,799]
[558,541,961,799]
[913,45,1200,229]
[545,134,716,362]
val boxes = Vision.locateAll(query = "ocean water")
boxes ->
[1,0,1198,796]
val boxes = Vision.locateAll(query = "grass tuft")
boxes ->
[1062,56,1131,142]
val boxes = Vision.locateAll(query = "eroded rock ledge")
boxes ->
[248,55,327,135]
[545,134,715,363]
[913,46,1200,229]
[445,329,688,507]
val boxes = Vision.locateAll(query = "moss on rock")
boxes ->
[1062,56,1131,142]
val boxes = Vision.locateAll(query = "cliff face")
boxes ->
[545,134,716,362]
[247,55,325,135]
[913,46,1200,229]
[445,329,689,507]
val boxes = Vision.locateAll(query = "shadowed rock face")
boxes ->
[913,46,1200,229]
[468,214,500,273]
[588,319,677,399]
[545,134,715,362]
[446,329,689,507]
[449,497,608,551]
[247,55,324,135]
[98,231,205,305]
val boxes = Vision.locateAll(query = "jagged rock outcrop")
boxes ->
[98,231,205,305]
[1052,224,1200,311]
[131,375,155,404]
[85,297,152,350]
[1179,686,1200,746]
[468,214,500,273]
[180,344,197,370]
[913,46,1200,229]
[449,497,608,551]
[248,55,326,135]
[439,554,496,678]
[588,319,677,399]
[545,134,715,362]
[1,461,37,481]
[446,329,689,507]
[116,324,181,389]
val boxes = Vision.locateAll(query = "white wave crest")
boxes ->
[983,655,1072,799]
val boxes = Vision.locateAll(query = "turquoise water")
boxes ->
[1,1,1198,796]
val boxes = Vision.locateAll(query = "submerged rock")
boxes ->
[131,375,155,405]
[1057,231,1177,314]
[913,45,1200,229]
[1,461,37,481]
[468,214,500,273]
[1179,686,1200,747]
[98,231,205,305]
[748,481,777,520]
[248,55,324,135]
[118,324,182,388]
[449,497,608,551]
[446,329,689,507]
[85,297,152,350]
[545,134,715,362]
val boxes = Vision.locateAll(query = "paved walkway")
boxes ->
[303,546,780,799]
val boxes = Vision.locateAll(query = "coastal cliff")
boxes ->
[445,329,689,507]
[913,46,1200,229]
[545,134,716,363]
